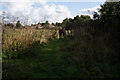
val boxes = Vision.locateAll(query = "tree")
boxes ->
[37,22,41,25]
[93,1,120,60]
[61,15,91,30]
[98,2,120,27]
[44,21,50,28]
[55,22,61,26]
[51,23,55,26]
[81,15,91,20]
[93,12,100,20]
[16,20,22,28]
[62,18,73,29]
[45,21,49,25]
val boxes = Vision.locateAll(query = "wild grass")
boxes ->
[2,38,90,79]
[62,27,120,78]
[2,27,58,59]
[2,26,119,78]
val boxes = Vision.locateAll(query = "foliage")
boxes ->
[44,21,49,28]
[99,2,120,25]
[55,22,62,26]
[93,12,100,20]
[61,2,120,78]
[62,15,91,30]
[2,1,120,78]
[37,22,41,25]
[2,27,58,59]
[94,2,120,60]
[16,20,22,28]
[2,39,90,79]
[45,21,49,25]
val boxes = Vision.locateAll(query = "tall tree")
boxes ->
[99,2,120,27]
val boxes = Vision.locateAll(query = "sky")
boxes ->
[0,0,110,25]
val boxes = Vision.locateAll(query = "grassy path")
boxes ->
[3,38,86,79]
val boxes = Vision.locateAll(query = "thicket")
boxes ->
[62,2,120,78]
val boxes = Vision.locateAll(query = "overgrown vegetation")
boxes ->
[2,27,58,59]
[61,2,120,78]
[16,21,22,28]
[2,1,120,79]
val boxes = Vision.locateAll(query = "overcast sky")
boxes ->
[0,0,112,25]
